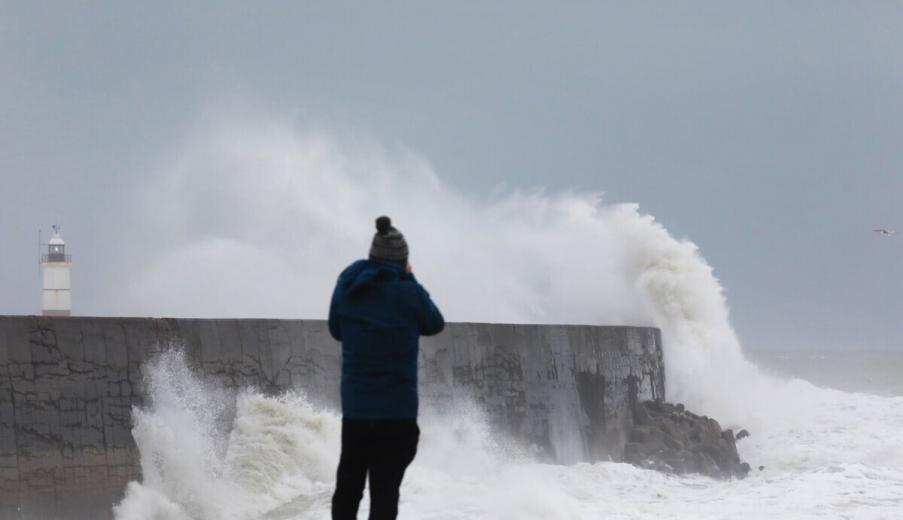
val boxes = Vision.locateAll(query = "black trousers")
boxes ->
[332,418,420,520]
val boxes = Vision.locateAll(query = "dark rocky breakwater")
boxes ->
[623,400,751,479]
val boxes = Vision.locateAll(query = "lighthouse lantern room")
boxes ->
[41,225,72,316]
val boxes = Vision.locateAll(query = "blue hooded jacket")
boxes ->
[328,259,445,419]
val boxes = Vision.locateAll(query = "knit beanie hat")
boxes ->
[369,216,409,263]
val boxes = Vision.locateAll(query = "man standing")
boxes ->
[329,216,445,520]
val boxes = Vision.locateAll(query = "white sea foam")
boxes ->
[115,351,341,520]
[115,354,903,520]
[113,113,903,519]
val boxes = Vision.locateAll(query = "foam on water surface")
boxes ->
[115,354,903,520]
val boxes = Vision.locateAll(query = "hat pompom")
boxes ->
[376,216,392,235]
[370,215,408,261]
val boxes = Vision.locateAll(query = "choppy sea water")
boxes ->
[113,350,903,520]
[748,350,903,397]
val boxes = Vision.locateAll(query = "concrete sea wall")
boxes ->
[0,316,663,519]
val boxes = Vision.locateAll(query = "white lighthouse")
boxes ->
[41,225,72,317]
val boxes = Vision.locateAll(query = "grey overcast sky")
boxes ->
[1,2,900,351]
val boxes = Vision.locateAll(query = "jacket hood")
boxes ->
[340,259,408,295]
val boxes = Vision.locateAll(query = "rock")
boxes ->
[641,437,667,456]
[691,441,722,465]
[633,403,654,426]
[662,449,695,474]
[758,465,765,471]
[628,426,651,443]
[623,435,666,463]
[630,425,665,444]
[693,451,720,476]
[626,400,752,480]
[698,417,723,443]
[663,435,685,450]
[661,421,690,445]
[721,429,736,444]
[623,442,645,463]
[736,429,750,440]
[648,399,667,413]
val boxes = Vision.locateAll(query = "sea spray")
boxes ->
[124,351,235,519]
[116,353,596,520]
[117,352,903,519]
[114,351,341,520]
[123,112,770,426]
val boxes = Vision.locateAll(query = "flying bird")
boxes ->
[873,228,896,236]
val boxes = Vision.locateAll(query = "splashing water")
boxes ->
[115,352,903,520]
[122,112,760,423]
[115,352,342,520]
[113,113,903,519]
